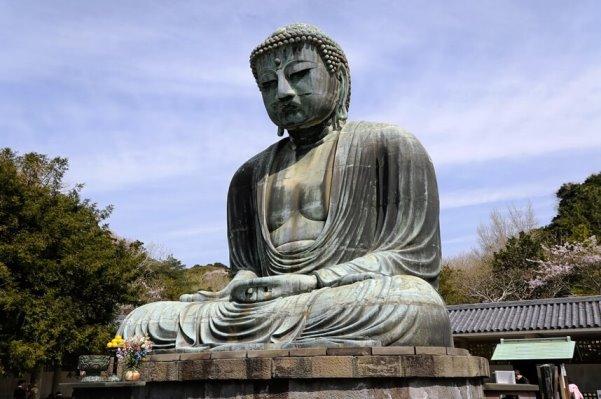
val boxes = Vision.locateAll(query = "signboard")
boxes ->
[492,337,575,361]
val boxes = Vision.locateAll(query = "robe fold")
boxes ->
[119,121,452,350]
[229,121,441,286]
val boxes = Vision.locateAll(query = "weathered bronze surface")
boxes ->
[119,23,452,351]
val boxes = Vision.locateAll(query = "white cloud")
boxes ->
[442,234,476,246]
[441,183,554,210]
[166,223,227,239]
[363,64,601,166]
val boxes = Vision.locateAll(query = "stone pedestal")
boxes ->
[69,346,490,398]
[61,381,146,399]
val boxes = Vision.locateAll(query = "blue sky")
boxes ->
[2,1,600,265]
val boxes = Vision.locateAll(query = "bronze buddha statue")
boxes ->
[119,23,452,351]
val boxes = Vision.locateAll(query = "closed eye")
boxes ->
[288,69,310,81]
[260,80,277,90]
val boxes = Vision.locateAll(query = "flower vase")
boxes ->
[123,369,141,381]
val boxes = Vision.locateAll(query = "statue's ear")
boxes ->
[334,64,349,130]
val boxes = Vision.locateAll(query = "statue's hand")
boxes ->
[230,274,318,303]
[179,291,225,302]
[179,270,257,302]
[327,272,380,288]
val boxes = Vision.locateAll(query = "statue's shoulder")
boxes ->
[344,120,425,149]
[229,139,286,186]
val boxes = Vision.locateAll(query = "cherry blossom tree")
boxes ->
[529,236,601,297]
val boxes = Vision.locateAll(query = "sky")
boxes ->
[1,1,600,266]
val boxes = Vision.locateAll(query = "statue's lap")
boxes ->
[119,275,452,350]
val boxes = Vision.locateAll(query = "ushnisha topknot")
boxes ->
[250,23,351,109]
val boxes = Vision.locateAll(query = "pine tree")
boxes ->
[0,149,142,375]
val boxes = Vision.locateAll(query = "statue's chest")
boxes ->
[266,139,337,229]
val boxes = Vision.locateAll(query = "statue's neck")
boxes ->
[287,122,331,150]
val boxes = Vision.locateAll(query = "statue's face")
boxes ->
[255,44,339,130]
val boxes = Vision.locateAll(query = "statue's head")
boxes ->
[250,23,350,134]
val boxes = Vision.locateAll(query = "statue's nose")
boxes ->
[277,77,295,102]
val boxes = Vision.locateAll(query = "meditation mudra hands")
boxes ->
[179,270,379,303]
[230,274,318,303]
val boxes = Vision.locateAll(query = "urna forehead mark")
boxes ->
[253,43,338,76]
[254,43,319,71]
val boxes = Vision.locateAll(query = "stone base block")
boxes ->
[69,347,490,399]
[142,378,484,398]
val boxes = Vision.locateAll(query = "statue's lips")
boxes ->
[277,103,300,115]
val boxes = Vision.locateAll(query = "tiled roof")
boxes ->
[448,295,601,335]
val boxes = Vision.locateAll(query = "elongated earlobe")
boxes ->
[277,126,285,137]
[332,65,349,131]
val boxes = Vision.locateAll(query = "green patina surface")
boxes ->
[119,23,452,352]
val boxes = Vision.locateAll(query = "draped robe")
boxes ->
[119,121,452,350]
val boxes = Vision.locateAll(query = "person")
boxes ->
[515,370,530,384]
[568,378,584,399]
[13,380,27,399]
[26,384,38,399]
[119,23,452,351]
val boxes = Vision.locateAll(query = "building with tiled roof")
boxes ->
[448,295,601,397]
[449,295,601,337]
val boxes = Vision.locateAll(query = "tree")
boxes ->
[441,173,601,303]
[529,236,601,297]
[441,253,533,303]
[128,248,230,307]
[132,251,189,303]
[491,232,544,272]
[442,172,601,303]
[183,263,230,293]
[442,204,541,303]
[439,264,471,305]
[547,173,601,242]
[0,149,142,378]
[476,203,538,257]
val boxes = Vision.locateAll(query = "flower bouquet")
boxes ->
[107,335,153,381]
[106,335,125,350]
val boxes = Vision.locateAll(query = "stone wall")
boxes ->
[140,346,486,381]
[137,346,489,398]
[70,346,490,398]
[141,378,485,399]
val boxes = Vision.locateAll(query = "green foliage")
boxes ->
[491,231,544,272]
[0,149,143,375]
[547,172,601,242]
[183,263,230,293]
[133,255,230,302]
[484,172,601,300]
[443,171,601,303]
[135,255,188,302]
[438,265,472,305]
[156,256,188,300]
